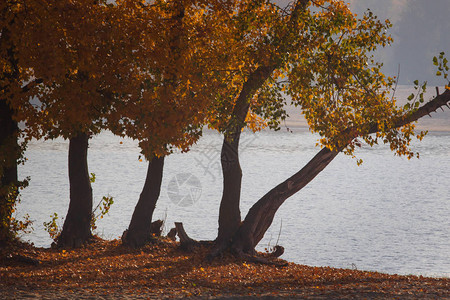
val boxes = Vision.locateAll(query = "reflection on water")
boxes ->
[16,128,450,277]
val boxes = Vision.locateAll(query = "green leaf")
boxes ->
[407,93,414,101]
[436,71,442,76]
[413,80,419,86]
[89,173,96,183]
[433,56,439,66]
[403,103,410,110]
[421,82,427,92]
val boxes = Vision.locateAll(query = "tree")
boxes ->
[230,89,450,256]
[118,0,188,247]
[117,0,247,247]
[14,0,130,247]
[204,0,450,258]
[208,0,325,254]
[0,0,35,244]
[212,0,304,253]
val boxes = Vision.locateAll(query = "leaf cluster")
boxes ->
[433,52,449,88]
[3,0,441,162]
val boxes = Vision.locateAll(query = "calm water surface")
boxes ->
[16,127,450,277]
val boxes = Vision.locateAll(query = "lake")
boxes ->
[15,86,450,277]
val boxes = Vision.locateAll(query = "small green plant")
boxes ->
[1,178,34,242]
[89,172,96,183]
[44,173,114,242]
[88,172,115,232]
[43,212,61,241]
[90,195,114,231]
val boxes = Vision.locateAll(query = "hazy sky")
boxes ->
[338,0,450,84]
[275,0,450,85]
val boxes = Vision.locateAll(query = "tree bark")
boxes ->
[175,222,198,251]
[57,133,93,248]
[216,136,242,246]
[231,147,339,254]
[215,66,276,251]
[122,156,164,248]
[0,100,19,244]
[231,89,450,255]
[214,0,310,249]
[0,5,21,244]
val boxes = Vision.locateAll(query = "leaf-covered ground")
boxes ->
[1,238,449,299]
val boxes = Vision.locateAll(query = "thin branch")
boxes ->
[390,64,400,103]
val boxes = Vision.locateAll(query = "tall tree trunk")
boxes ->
[214,66,275,251]
[122,156,164,248]
[216,136,242,246]
[0,100,19,244]
[0,5,21,244]
[57,133,93,248]
[213,0,309,249]
[230,89,450,255]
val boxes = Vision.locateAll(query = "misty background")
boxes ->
[348,0,450,85]
[276,0,450,85]
[275,0,450,130]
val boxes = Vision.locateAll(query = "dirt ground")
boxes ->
[1,238,449,299]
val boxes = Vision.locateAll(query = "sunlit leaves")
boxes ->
[280,1,421,159]
[433,52,449,90]
[403,80,427,114]
[4,0,438,161]
[105,0,251,157]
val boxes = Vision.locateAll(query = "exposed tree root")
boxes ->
[175,222,199,251]
[240,252,288,267]
[176,222,286,266]
[166,227,177,241]
[206,240,230,261]
[266,245,285,258]
[122,219,164,248]
[150,219,163,237]
[6,254,41,266]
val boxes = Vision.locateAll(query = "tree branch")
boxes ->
[234,89,450,252]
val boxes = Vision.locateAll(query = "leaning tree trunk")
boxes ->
[231,148,339,254]
[122,156,164,248]
[230,89,450,255]
[0,100,19,244]
[57,133,93,248]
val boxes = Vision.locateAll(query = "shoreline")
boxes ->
[1,238,449,299]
